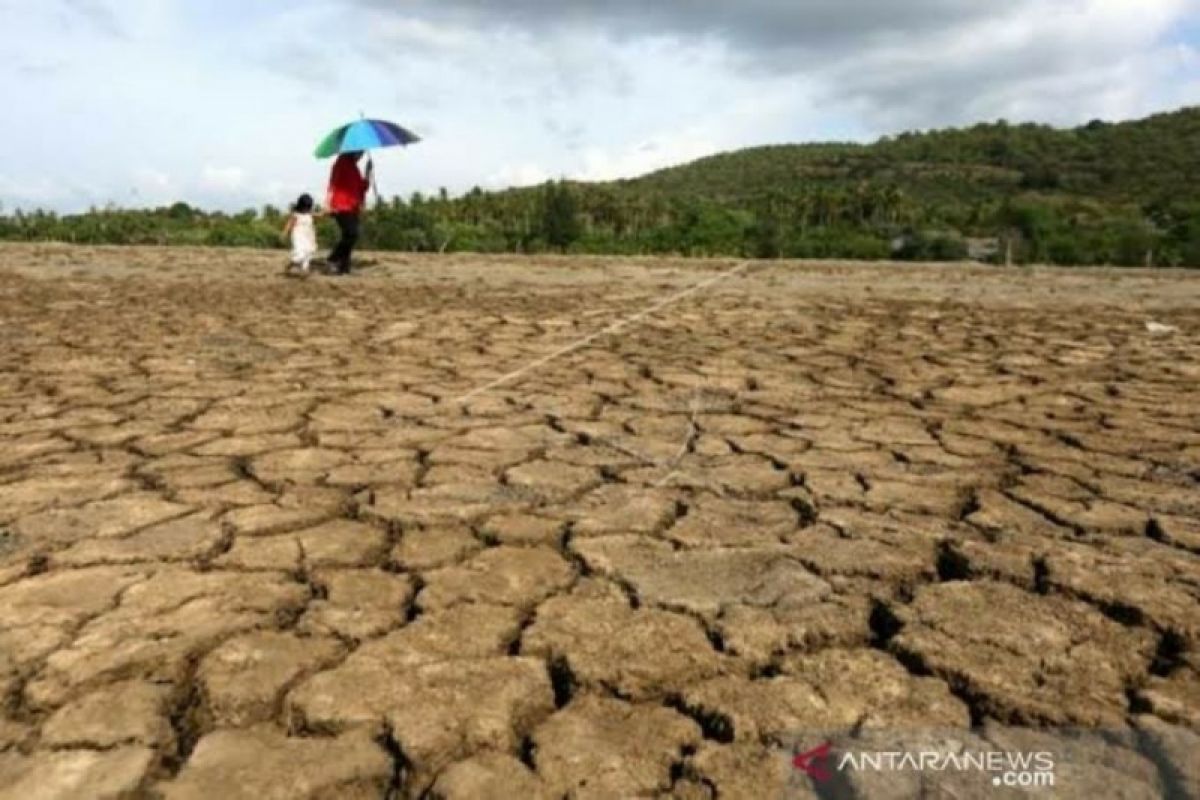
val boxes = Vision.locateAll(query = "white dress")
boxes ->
[290,214,318,268]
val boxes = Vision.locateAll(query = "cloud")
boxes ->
[821,0,1200,128]
[573,131,721,182]
[130,168,172,204]
[60,0,126,38]
[486,163,551,188]
[357,0,1199,128]
[16,60,65,77]
[201,166,246,192]
[362,0,1009,53]
[3,0,1198,213]
[133,168,169,189]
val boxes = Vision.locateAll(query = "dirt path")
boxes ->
[0,243,1197,798]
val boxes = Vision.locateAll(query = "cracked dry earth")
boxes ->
[0,242,1198,800]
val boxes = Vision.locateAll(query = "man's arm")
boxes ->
[360,161,373,200]
[326,161,342,210]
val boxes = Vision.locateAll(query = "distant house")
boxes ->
[890,229,971,261]
[966,237,1000,262]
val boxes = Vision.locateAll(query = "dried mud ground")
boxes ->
[0,242,1198,799]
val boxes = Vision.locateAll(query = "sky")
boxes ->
[2,0,1198,213]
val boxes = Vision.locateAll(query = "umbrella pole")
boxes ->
[367,153,382,208]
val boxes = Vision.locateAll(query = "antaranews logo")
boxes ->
[792,741,1056,790]
[792,742,833,782]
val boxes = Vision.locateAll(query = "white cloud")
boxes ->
[1,0,1197,212]
[818,0,1200,127]
[486,163,552,188]
[366,15,475,51]
[133,168,170,190]
[574,132,721,182]
[200,166,246,192]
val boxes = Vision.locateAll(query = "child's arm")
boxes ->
[281,214,295,236]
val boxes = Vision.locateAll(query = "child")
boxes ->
[281,194,320,276]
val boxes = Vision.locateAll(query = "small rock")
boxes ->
[430,753,548,800]
[893,581,1155,726]
[717,597,873,665]
[684,743,811,800]
[41,679,173,749]
[198,631,344,727]
[294,520,388,568]
[1136,664,1200,728]
[679,675,831,743]
[1042,542,1200,644]
[222,504,335,537]
[390,525,481,570]
[158,725,391,799]
[787,523,935,585]
[213,536,301,572]
[568,485,678,537]
[291,657,552,794]
[575,536,830,619]
[532,695,701,799]
[778,648,970,730]
[504,460,601,502]
[299,569,414,640]
[418,546,575,611]
[26,570,308,708]
[667,497,799,549]
[523,595,724,700]
[0,567,147,669]
[53,513,224,567]
[365,482,529,524]
[0,746,155,800]
[11,492,191,547]
[0,474,135,525]
[480,514,563,546]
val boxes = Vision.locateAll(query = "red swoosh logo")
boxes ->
[793,742,833,782]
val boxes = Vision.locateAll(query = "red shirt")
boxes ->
[326,154,368,213]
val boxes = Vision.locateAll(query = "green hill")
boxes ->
[626,108,1200,207]
[4,107,1200,266]
[476,106,1200,264]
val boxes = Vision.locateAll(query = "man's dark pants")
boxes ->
[329,212,360,274]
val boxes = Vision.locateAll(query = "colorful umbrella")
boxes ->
[314,118,420,159]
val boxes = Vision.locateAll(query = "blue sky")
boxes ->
[2,0,1198,212]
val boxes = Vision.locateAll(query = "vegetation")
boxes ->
[3,107,1200,266]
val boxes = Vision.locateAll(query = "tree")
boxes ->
[167,202,194,221]
[540,181,581,250]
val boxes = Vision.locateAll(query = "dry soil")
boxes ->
[0,243,1197,799]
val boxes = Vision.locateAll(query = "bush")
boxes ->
[894,230,969,261]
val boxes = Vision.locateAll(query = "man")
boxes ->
[325,151,372,275]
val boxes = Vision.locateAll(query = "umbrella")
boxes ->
[315,118,420,207]
[314,118,420,159]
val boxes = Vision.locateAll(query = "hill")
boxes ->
[3,108,1200,266]
[501,107,1200,265]
[627,108,1200,207]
